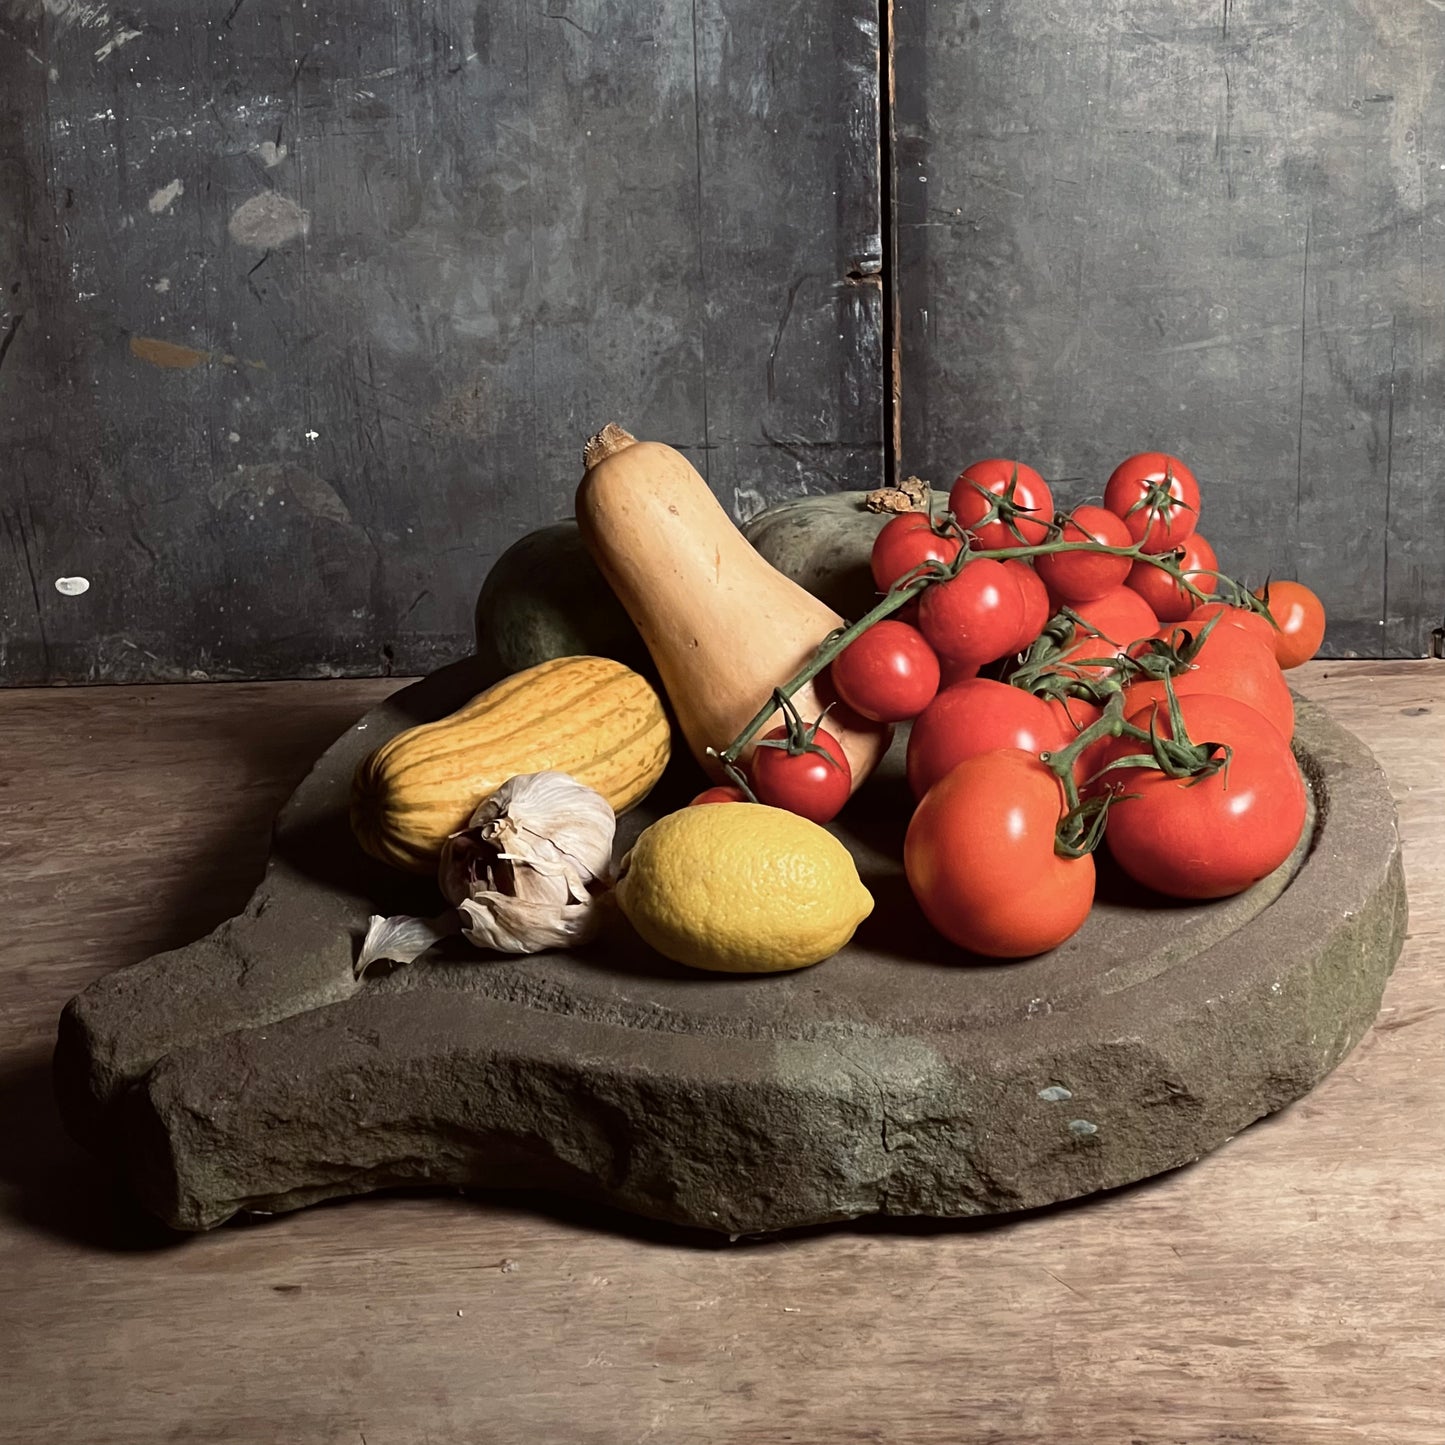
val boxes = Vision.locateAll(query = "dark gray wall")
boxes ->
[0,0,884,683]
[5,0,1442,682]
[897,0,1443,657]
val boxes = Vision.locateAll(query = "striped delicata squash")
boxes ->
[351,655,671,873]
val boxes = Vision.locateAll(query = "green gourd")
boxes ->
[473,521,650,678]
[741,491,946,621]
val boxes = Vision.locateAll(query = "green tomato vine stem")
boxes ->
[716,495,1256,790]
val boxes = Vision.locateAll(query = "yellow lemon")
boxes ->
[615,803,873,973]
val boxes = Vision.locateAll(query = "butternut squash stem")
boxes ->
[583,423,638,468]
[718,519,1253,769]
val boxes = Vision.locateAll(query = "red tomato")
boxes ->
[1059,587,1160,677]
[949,459,1054,549]
[1103,452,1201,552]
[750,725,851,824]
[905,749,1095,957]
[893,597,922,628]
[1141,624,1295,740]
[1003,558,1051,655]
[1187,601,1275,649]
[906,678,1064,800]
[1034,504,1133,605]
[1045,694,1111,791]
[689,786,749,806]
[917,558,1026,668]
[870,514,961,593]
[1126,533,1218,623]
[1255,580,1326,669]
[938,656,980,689]
[1101,695,1307,899]
[829,620,940,723]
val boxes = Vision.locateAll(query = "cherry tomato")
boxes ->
[1034,504,1133,605]
[1044,694,1111,792]
[1254,580,1326,669]
[1003,558,1051,655]
[749,725,851,824]
[893,597,922,628]
[1187,601,1275,649]
[917,558,1026,668]
[938,656,981,689]
[689,786,749,806]
[1126,532,1218,623]
[949,459,1054,550]
[1101,694,1307,899]
[905,749,1095,958]
[1138,623,1294,740]
[1059,586,1160,677]
[829,620,940,723]
[870,513,961,594]
[1103,452,1200,552]
[906,678,1064,800]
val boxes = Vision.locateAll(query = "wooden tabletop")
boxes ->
[2,662,1441,1445]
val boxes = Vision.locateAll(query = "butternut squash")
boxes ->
[575,425,892,789]
[351,655,670,873]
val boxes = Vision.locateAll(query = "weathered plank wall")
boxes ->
[896,0,1444,657]
[0,0,884,684]
[7,0,1442,680]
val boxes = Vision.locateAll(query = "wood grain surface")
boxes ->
[1,663,1442,1444]
[0,0,884,685]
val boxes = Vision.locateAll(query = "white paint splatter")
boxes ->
[94,26,140,60]
[55,576,90,596]
[3,0,113,30]
[153,277,170,293]
[227,191,309,248]
[254,140,288,168]
[304,429,319,441]
[147,179,184,215]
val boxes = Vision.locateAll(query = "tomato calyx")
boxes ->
[1038,680,1232,858]
[956,464,1046,546]
[1129,606,1230,677]
[751,688,842,762]
[1120,461,1197,531]
[1006,610,1142,701]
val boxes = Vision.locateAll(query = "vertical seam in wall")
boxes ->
[1293,216,1310,555]
[879,0,900,487]
[690,0,711,485]
[1383,316,1397,641]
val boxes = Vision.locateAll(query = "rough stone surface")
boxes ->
[55,662,1407,1234]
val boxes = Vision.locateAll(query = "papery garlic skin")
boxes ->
[355,772,618,973]
[439,770,616,909]
[456,892,605,954]
[356,911,459,974]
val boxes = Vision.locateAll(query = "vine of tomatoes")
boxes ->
[716,452,1327,961]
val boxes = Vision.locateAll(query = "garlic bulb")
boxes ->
[356,772,616,975]
[441,771,616,951]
